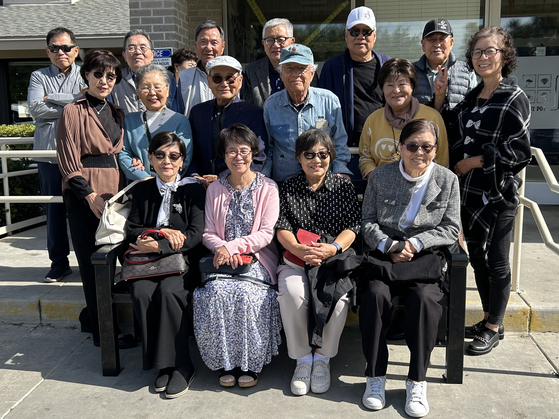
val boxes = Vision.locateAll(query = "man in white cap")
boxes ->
[187,55,268,186]
[413,18,477,112]
[319,6,390,177]
[263,44,351,181]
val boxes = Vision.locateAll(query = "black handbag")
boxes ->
[121,229,186,281]
[198,254,253,275]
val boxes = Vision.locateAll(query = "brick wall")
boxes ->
[128,0,223,51]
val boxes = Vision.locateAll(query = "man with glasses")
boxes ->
[413,18,477,112]
[187,56,267,186]
[319,7,390,178]
[263,44,351,181]
[179,20,226,117]
[242,18,297,108]
[110,29,156,114]
[27,27,85,283]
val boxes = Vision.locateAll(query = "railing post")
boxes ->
[512,167,526,293]
[1,144,12,234]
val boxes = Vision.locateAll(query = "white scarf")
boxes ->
[156,175,199,227]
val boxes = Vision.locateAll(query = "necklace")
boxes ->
[390,127,401,161]
[89,99,107,115]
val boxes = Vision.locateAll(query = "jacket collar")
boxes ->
[278,86,315,108]
[49,62,78,77]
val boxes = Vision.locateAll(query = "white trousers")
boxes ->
[277,264,349,359]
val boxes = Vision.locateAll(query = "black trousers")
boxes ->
[359,279,443,382]
[65,190,105,344]
[129,273,194,371]
[464,207,515,325]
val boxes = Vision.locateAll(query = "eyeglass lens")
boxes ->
[93,71,117,82]
[472,48,500,59]
[349,28,374,37]
[211,74,238,84]
[48,44,76,53]
[403,143,436,153]
[303,151,330,160]
[263,37,289,46]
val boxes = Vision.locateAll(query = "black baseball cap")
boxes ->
[422,18,453,39]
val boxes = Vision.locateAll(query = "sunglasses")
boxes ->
[402,143,436,153]
[152,151,183,161]
[210,73,240,85]
[92,71,117,82]
[348,28,374,37]
[303,150,330,160]
[48,44,77,53]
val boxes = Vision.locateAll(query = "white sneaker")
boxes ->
[362,376,386,410]
[405,379,429,417]
[290,362,312,396]
[310,360,330,393]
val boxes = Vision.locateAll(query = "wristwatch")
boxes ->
[332,242,343,254]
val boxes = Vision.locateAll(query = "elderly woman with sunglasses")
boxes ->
[56,49,136,348]
[360,119,460,417]
[275,129,361,396]
[119,63,193,182]
[193,123,281,389]
[126,131,205,399]
[359,58,449,179]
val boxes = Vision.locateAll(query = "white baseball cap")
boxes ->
[346,6,376,30]
[205,55,243,74]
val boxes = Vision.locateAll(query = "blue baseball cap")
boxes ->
[279,44,314,66]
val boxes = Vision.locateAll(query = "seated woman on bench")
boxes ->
[360,119,460,418]
[126,131,205,399]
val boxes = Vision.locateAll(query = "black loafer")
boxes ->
[166,368,195,399]
[118,334,138,349]
[467,327,500,355]
[465,320,504,340]
[155,368,173,392]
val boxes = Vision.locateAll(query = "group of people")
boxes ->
[28,5,531,417]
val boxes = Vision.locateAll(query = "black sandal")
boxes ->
[219,367,240,387]
[238,370,258,388]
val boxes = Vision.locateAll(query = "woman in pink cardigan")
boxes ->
[193,123,281,389]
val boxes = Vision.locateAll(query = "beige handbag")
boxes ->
[95,177,152,245]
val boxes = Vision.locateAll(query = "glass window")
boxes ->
[8,61,49,123]
[502,0,559,182]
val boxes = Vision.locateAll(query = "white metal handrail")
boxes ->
[512,147,559,292]
[0,137,58,235]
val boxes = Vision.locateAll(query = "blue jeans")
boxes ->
[38,162,70,269]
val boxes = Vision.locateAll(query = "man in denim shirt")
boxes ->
[27,27,86,282]
[263,44,351,182]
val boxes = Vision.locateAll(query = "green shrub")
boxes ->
[0,124,43,229]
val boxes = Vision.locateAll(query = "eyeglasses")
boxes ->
[92,71,117,82]
[152,151,183,161]
[303,150,330,160]
[471,47,503,59]
[402,143,436,154]
[225,149,252,158]
[263,36,292,46]
[348,28,374,38]
[126,44,150,53]
[138,85,167,94]
[282,65,311,76]
[48,44,77,53]
[210,73,240,85]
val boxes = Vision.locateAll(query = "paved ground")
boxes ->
[1,324,558,419]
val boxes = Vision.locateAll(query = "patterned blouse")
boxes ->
[276,170,361,237]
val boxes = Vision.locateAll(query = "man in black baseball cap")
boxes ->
[413,18,477,112]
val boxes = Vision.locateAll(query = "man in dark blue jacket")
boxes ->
[187,56,267,186]
[319,6,390,150]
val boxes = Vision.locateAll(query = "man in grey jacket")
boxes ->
[413,18,477,112]
[242,18,296,108]
[110,29,155,114]
[27,27,85,282]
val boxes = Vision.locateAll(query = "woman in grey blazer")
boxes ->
[360,119,460,418]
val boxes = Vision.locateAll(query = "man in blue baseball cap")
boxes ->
[263,44,351,181]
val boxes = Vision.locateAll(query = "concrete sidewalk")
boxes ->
[1,323,558,419]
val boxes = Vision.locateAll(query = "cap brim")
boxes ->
[423,29,453,39]
[347,20,374,30]
[280,57,313,66]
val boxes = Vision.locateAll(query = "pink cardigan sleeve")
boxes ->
[223,181,279,256]
[202,183,228,252]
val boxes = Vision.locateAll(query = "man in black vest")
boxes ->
[413,18,477,112]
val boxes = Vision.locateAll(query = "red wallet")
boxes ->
[283,229,321,267]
